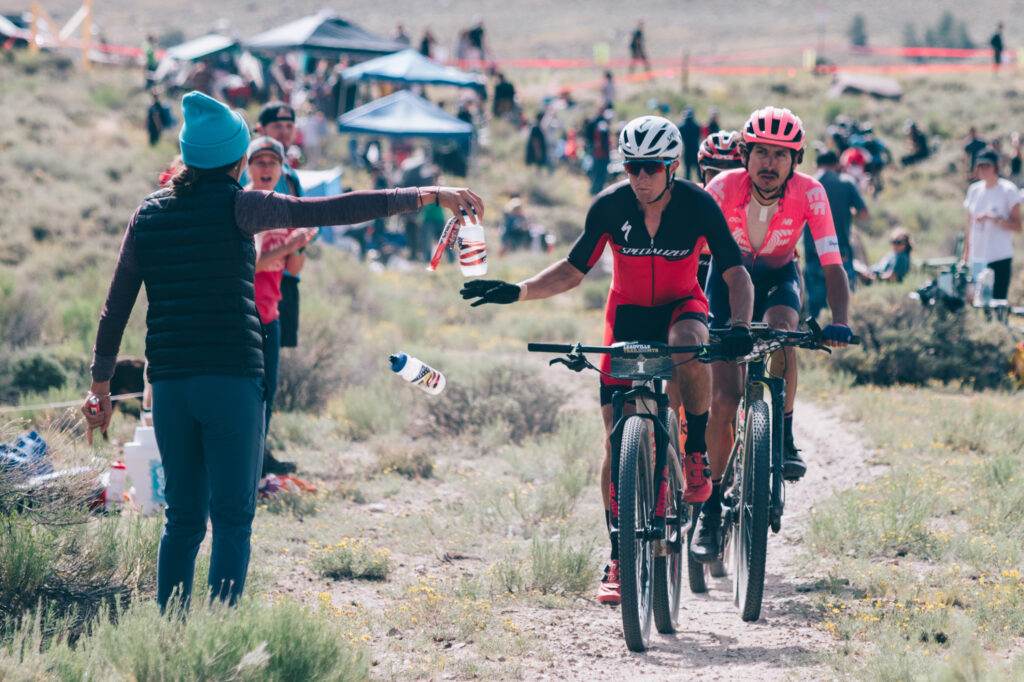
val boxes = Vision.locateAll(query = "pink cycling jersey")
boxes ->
[705,168,842,274]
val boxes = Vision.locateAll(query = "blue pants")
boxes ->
[152,375,265,609]
[263,319,280,437]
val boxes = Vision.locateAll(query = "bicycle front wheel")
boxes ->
[618,415,654,652]
[731,399,771,622]
[654,410,683,633]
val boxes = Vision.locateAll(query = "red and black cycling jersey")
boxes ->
[567,179,742,306]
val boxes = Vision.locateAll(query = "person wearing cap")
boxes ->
[250,101,306,475]
[802,148,868,319]
[245,136,317,456]
[963,148,1022,300]
[81,92,483,611]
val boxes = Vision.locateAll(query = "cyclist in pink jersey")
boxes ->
[691,107,854,564]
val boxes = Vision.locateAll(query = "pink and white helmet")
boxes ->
[698,130,743,169]
[742,107,805,151]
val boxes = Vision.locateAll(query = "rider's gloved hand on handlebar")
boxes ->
[822,323,854,347]
[460,280,521,306]
[721,324,754,358]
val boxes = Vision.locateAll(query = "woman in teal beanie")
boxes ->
[82,92,483,610]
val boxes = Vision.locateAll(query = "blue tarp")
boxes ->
[337,91,473,141]
[245,10,405,57]
[341,49,484,88]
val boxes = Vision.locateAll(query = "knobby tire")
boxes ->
[618,416,654,652]
[733,399,771,622]
[653,411,683,633]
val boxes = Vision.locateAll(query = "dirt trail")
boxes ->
[510,399,877,681]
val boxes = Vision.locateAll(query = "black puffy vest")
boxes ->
[133,176,265,382]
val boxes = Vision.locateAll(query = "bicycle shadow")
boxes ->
[626,569,828,671]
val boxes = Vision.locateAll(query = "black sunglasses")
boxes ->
[624,159,672,176]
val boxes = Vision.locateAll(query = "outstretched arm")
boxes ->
[461,259,585,306]
[518,259,586,301]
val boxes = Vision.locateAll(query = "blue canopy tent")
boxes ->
[340,49,484,89]
[294,167,345,244]
[336,90,473,142]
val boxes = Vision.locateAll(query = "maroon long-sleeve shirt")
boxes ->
[91,188,419,382]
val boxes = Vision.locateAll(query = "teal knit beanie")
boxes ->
[178,91,250,169]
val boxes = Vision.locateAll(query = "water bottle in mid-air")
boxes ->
[389,352,446,395]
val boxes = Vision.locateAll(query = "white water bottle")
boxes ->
[456,218,488,277]
[389,352,446,395]
[105,461,127,512]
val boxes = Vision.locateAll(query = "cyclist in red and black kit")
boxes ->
[690,107,854,563]
[461,116,755,604]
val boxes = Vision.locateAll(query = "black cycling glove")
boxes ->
[460,279,522,306]
[721,325,754,358]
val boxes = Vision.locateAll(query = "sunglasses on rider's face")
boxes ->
[624,159,672,176]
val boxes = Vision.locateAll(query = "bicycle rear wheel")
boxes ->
[730,399,771,622]
[686,522,708,593]
[618,415,654,652]
[654,411,683,633]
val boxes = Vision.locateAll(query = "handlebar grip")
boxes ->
[527,342,574,353]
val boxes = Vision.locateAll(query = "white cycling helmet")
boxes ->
[619,115,682,160]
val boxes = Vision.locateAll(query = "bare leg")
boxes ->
[666,318,711,416]
[763,305,799,413]
[706,360,744,479]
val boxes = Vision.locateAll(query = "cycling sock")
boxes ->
[683,411,709,453]
[784,411,794,444]
[703,481,722,516]
[606,510,618,561]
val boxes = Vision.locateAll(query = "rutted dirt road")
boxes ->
[509,399,877,681]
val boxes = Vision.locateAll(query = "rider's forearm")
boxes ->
[823,264,851,325]
[516,259,586,301]
[721,265,754,326]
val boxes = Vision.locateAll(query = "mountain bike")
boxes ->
[529,339,705,652]
[692,319,858,621]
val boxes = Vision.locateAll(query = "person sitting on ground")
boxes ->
[900,120,930,166]
[857,227,913,283]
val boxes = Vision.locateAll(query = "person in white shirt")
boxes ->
[963,148,1022,299]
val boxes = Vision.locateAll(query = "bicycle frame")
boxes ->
[725,353,787,531]
[607,380,687,546]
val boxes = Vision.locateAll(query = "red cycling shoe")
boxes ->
[683,452,712,503]
[597,560,621,604]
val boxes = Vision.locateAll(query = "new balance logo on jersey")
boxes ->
[621,221,633,241]
[807,186,828,216]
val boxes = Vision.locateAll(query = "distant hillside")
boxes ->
[29,1,1012,61]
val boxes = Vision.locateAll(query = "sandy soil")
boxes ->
[503,398,878,681]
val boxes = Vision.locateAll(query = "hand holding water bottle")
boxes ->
[417,186,485,226]
[81,380,112,444]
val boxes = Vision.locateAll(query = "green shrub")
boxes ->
[0,596,370,682]
[373,438,434,479]
[494,536,595,597]
[835,290,1017,389]
[10,350,67,395]
[428,364,565,442]
[310,538,393,581]
[275,326,345,413]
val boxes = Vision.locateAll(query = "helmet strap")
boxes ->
[647,170,674,204]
